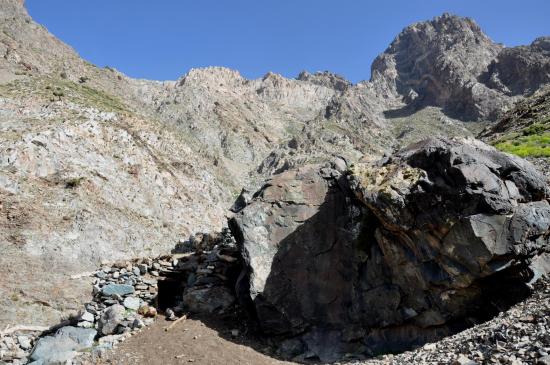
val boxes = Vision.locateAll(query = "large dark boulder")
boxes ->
[229,138,550,362]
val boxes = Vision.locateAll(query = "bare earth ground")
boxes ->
[91,317,293,365]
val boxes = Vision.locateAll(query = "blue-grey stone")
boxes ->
[123,296,140,310]
[101,283,135,296]
[30,326,96,364]
[56,326,96,348]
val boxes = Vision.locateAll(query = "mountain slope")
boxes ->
[479,85,550,157]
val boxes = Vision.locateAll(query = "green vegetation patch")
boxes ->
[495,133,550,157]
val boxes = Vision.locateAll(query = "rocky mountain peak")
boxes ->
[371,13,501,93]
[297,70,351,92]
[372,13,500,78]
[369,13,523,120]
[532,36,550,51]
[177,67,245,88]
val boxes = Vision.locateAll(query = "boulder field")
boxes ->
[230,138,550,362]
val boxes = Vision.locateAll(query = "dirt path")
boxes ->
[94,317,295,365]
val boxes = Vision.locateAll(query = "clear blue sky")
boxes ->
[27,0,549,83]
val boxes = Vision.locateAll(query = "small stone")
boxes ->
[142,278,156,285]
[131,318,145,329]
[98,304,126,335]
[231,329,239,337]
[116,324,131,334]
[123,297,140,311]
[77,321,94,328]
[81,311,95,323]
[151,271,159,277]
[138,305,157,318]
[17,336,31,350]
[424,343,436,351]
[165,308,177,321]
[453,355,478,365]
[332,156,347,173]
[112,271,120,279]
[56,326,97,348]
[92,285,100,295]
[137,264,148,274]
[133,267,141,276]
[104,299,121,306]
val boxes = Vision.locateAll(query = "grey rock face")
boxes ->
[371,13,507,121]
[481,37,550,96]
[231,138,550,361]
[230,165,358,338]
[371,14,550,121]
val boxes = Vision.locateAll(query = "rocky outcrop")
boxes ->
[371,14,549,121]
[480,37,550,96]
[230,138,550,362]
[297,71,351,92]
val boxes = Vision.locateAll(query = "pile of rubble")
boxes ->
[0,229,241,365]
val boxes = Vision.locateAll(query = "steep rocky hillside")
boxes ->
[480,85,550,158]
[0,0,549,333]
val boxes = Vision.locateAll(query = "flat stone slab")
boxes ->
[102,283,135,296]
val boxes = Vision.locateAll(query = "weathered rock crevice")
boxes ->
[229,138,550,362]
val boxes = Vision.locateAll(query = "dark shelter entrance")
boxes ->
[156,273,185,311]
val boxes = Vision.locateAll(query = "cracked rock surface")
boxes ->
[231,138,550,362]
